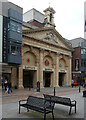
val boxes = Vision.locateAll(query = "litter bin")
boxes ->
[37,81,40,92]
[83,90,86,97]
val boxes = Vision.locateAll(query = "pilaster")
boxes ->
[39,49,44,88]
[18,66,24,89]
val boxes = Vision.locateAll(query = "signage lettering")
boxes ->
[3,17,8,62]
[24,66,36,70]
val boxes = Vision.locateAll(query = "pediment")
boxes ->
[43,31,58,45]
[23,27,73,51]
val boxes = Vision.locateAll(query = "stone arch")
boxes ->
[23,51,37,66]
[43,55,53,68]
[23,47,39,63]
[59,58,66,69]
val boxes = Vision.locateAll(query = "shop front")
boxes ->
[23,65,37,88]
[43,68,54,87]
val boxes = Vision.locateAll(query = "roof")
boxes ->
[23,8,45,23]
[23,27,73,51]
[22,21,38,29]
[69,37,86,48]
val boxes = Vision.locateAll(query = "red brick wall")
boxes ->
[72,47,81,71]
[28,20,44,28]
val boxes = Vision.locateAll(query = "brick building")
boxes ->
[69,37,86,85]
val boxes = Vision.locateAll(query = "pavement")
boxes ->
[0,86,86,119]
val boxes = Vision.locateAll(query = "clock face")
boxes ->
[45,59,49,66]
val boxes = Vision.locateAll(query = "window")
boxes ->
[75,59,79,71]
[8,20,22,33]
[81,48,86,54]
[11,22,16,32]
[8,40,22,56]
[17,24,21,33]
[11,46,16,55]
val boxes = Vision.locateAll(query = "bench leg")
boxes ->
[52,110,54,120]
[27,108,29,112]
[69,106,72,115]
[75,104,76,113]
[44,112,46,120]
[19,106,20,114]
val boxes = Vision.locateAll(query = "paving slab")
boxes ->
[1,87,86,119]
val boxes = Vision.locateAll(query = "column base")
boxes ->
[18,85,24,89]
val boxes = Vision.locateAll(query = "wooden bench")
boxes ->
[43,94,76,115]
[19,96,55,120]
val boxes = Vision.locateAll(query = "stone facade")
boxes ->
[17,27,73,89]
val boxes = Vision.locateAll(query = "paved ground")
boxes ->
[0,86,86,119]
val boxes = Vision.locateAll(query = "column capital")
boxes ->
[39,48,44,53]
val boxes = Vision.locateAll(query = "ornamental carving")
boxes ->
[27,58,30,63]
[43,32,58,44]
[44,59,49,66]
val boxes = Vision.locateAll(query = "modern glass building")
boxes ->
[0,1,23,87]
[1,2,23,64]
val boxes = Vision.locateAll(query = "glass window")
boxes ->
[8,23,10,31]
[10,22,16,32]
[16,46,21,55]
[17,24,21,33]
[8,20,22,33]
[81,49,86,54]
[11,46,16,55]
[75,59,79,71]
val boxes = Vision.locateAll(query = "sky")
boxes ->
[8,0,86,40]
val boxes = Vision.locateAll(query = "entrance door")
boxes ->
[23,70,34,88]
[44,72,51,87]
[59,73,65,86]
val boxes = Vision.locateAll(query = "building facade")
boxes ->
[0,1,22,87]
[0,4,73,88]
[19,27,73,89]
[17,7,73,89]
[69,37,86,85]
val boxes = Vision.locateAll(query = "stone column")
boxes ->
[55,54,59,87]
[39,49,44,88]
[68,57,72,86]
[18,66,24,89]
[33,59,39,88]
[11,67,17,88]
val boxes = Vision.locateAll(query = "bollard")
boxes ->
[79,86,80,93]
[54,87,55,96]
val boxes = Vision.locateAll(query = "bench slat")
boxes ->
[19,96,55,120]
[43,94,76,115]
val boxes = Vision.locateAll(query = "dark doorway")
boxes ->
[44,72,51,87]
[59,73,65,86]
[23,70,34,88]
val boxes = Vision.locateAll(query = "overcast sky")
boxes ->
[8,0,86,40]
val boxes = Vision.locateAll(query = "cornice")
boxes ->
[23,34,73,52]
[23,27,73,51]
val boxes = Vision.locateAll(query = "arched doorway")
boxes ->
[59,72,66,86]
[23,70,35,88]
[59,58,66,86]
[43,72,51,87]
[23,51,37,88]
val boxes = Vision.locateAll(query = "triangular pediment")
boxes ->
[23,27,73,51]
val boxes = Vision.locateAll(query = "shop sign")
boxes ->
[44,59,49,66]
[43,68,54,71]
[3,16,8,62]
[60,70,66,73]
[23,65,37,70]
